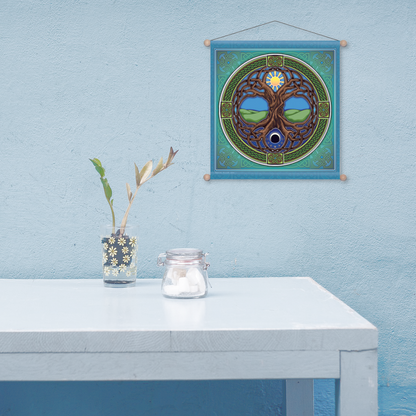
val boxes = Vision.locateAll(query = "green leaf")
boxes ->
[95,166,105,177]
[140,160,153,184]
[134,163,141,188]
[100,177,112,200]
[89,158,102,168]
[153,157,164,176]
[110,199,114,206]
[90,158,105,177]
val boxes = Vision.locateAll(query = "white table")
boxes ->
[0,277,377,415]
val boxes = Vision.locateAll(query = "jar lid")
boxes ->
[165,248,203,261]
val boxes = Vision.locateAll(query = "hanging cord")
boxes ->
[202,21,346,182]
[210,20,339,42]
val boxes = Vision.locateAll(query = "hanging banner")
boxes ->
[211,41,340,179]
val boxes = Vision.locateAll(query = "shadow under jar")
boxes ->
[158,248,210,299]
[101,225,138,287]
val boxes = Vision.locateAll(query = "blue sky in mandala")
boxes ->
[240,96,310,111]
[284,97,310,110]
[240,97,269,111]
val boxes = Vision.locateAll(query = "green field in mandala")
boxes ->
[240,109,311,124]
[215,49,335,171]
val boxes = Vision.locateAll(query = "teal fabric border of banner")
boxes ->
[210,40,340,179]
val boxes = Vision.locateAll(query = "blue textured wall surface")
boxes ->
[1,0,415,414]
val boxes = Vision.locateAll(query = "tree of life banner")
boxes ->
[210,41,340,179]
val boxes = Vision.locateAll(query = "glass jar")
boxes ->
[157,248,210,298]
[101,225,138,287]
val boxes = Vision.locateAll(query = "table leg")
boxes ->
[335,349,378,416]
[285,379,314,416]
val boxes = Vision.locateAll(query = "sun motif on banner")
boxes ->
[266,71,284,92]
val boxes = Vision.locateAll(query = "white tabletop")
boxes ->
[0,277,377,354]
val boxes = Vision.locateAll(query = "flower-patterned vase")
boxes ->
[101,225,138,287]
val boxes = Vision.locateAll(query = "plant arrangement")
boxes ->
[90,147,178,281]
[90,147,178,234]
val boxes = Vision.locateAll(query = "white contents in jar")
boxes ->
[186,267,206,292]
[173,268,187,281]
[163,285,180,296]
[177,277,190,293]
[190,285,199,293]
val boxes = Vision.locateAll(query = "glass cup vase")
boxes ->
[101,225,138,287]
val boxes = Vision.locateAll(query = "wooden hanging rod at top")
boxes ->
[204,39,347,47]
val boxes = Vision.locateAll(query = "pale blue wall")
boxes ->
[1,0,415,414]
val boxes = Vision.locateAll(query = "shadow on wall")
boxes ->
[0,379,336,416]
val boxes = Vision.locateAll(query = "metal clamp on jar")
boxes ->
[157,248,210,299]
